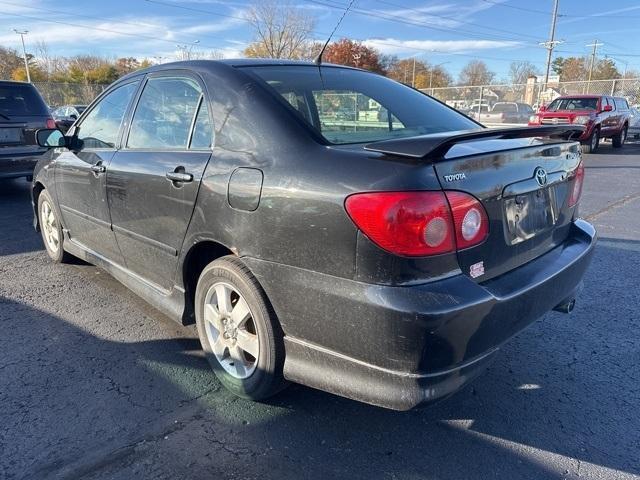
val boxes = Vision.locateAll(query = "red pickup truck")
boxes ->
[529,95,631,153]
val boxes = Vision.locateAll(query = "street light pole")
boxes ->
[13,29,30,83]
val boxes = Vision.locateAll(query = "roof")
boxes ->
[118,58,363,82]
[555,94,602,98]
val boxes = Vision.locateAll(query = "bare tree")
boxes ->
[244,0,316,59]
[458,60,495,86]
[508,61,539,85]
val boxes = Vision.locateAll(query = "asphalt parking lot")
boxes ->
[1,141,639,480]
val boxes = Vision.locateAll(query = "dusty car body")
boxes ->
[32,60,595,410]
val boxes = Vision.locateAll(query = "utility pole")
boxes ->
[412,56,417,88]
[585,39,604,93]
[539,0,562,103]
[13,29,30,83]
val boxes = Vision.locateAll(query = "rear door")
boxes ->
[55,79,140,263]
[433,139,582,281]
[106,72,213,291]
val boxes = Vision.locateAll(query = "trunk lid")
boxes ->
[364,127,584,282]
[0,115,50,154]
[434,138,582,281]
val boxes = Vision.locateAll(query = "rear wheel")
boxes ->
[582,128,599,154]
[195,256,286,401]
[612,126,627,148]
[37,190,72,263]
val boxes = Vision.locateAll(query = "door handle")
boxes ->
[90,163,106,174]
[166,171,193,183]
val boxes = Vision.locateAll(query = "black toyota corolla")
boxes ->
[32,60,595,410]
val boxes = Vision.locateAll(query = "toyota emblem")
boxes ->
[534,167,548,187]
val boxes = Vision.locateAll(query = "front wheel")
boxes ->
[612,126,627,148]
[195,256,287,401]
[582,129,599,154]
[37,190,72,263]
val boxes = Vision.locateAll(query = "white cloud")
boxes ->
[362,38,522,55]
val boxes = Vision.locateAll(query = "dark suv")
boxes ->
[0,81,55,180]
[529,95,631,153]
[32,61,595,410]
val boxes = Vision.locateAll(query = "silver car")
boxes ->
[629,107,640,139]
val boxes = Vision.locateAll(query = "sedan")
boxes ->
[32,60,595,410]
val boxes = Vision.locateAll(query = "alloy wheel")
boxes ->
[203,282,259,379]
[41,200,60,253]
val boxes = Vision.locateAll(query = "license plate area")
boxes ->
[504,186,559,245]
[0,128,22,145]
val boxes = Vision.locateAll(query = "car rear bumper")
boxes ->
[0,149,46,179]
[244,219,596,410]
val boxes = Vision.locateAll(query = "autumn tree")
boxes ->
[458,60,495,86]
[386,58,452,88]
[244,0,316,59]
[322,39,386,74]
[0,46,23,79]
[552,56,621,81]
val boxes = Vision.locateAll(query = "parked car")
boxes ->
[629,107,640,139]
[478,102,534,124]
[529,95,631,153]
[32,60,595,410]
[51,104,87,133]
[0,81,56,180]
[468,104,490,121]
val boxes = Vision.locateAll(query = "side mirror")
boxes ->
[69,114,77,120]
[538,105,547,112]
[602,104,613,112]
[36,128,68,148]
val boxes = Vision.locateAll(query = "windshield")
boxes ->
[547,97,598,111]
[243,65,477,144]
[0,84,49,116]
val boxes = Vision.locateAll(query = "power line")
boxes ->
[1,10,234,52]
[304,0,540,44]
[481,0,640,18]
[329,0,543,42]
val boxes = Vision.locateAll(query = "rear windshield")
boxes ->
[243,65,477,144]
[0,83,49,116]
[492,103,517,112]
[547,97,598,111]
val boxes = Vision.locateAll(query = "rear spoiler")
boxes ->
[364,125,585,159]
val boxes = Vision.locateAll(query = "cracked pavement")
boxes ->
[1,140,639,479]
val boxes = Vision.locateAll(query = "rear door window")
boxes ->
[127,77,202,150]
[189,99,213,150]
[245,65,476,145]
[77,81,139,149]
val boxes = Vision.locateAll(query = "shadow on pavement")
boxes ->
[0,179,43,257]
[1,236,638,479]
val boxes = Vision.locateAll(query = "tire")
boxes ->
[195,256,286,401]
[582,128,599,154]
[612,126,627,148]
[37,189,72,263]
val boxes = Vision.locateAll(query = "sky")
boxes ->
[1,0,639,81]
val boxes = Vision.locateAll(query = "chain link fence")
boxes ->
[32,82,108,107]
[423,78,640,120]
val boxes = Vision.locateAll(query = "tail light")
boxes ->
[445,191,490,249]
[344,191,488,257]
[46,118,57,129]
[568,161,584,207]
